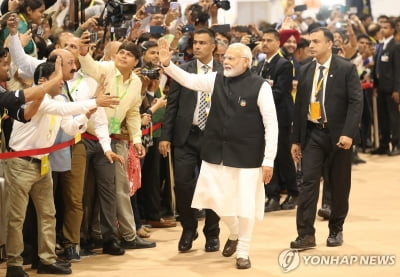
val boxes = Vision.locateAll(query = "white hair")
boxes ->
[227,43,253,68]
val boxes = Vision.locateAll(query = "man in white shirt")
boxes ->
[158,38,278,269]
[4,58,118,277]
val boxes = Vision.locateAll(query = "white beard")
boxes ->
[223,66,242,77]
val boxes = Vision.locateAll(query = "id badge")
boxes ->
[41,155,49,176]
[75,133,81,143]
[109,116,121,134]
[381,55,389,62]
[310,102,321,121]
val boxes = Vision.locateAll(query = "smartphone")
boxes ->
[36,26,44,37]
[212,24,230,34]
[294,4,307,12]
[145,5,162,14]
[181,24,195,33]
[89,31,97,43]
[149,25,166,34]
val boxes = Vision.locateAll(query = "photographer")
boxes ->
[135,40,174,229]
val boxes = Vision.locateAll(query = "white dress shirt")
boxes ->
[10,95,97,158]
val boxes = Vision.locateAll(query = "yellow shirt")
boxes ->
[79,54,142,144]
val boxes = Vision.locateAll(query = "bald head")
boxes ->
[103,41,122,61]
[48,49,77,81]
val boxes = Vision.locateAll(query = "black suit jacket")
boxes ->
[376,38,400,94]
[292,55,363,148]
[253,55,294,127]
[160,59,223,146]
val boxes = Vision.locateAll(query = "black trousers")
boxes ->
[360,88,373,149]
[296,124,352,237]
[173,126,220,238]
[377,92,400,149]
[139,137,165,221]
[265,125,298,200]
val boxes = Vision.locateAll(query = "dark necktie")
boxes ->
[375,42,384,78]
[316,65,326,123]
[261,60,270,79]
[198,65,209,130]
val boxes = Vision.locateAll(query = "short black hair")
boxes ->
[140,40,158,55]
[0,46,9,59]
[118,41,141,60]
[297,38,310,49]
[307,22,323,33]
[263,28,280,40]
[18,0,44,14]
[357,34,371,41]
[382,19,396,29]
[310,27,334,42]
[194,28,216,41]
[33,62,55,85]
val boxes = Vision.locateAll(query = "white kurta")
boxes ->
[163,62,278,221]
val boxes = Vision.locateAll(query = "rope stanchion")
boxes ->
[0,138,76,160]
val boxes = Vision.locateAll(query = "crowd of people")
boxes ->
[0,0,399,275]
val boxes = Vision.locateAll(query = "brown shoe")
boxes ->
[146,219,177,228]
[236,257,251,269]
[222,239,238,257]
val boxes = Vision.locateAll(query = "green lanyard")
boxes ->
[19,13,27,24]
[70,75,83,94]
[116,75,130,101]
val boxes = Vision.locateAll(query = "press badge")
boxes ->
[310,102,321,120]
[109,116,121,134]
[381,55,389,62]
[41,155,49,176]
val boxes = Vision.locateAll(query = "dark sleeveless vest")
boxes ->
[201,69,266,168]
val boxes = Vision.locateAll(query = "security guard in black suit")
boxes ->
[159,29,223,252]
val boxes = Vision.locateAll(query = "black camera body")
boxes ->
[213,0,230,11]
[141,68,160,80]
[181,24,195,33]
[98,1,136,27]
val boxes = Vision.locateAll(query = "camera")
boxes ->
[145,5,162,14]
[98,1,136,27]
[181,24,195,33]
[171,52,185,65]
[213,0,230,11]
[141,68,160,80]
[249,35,258,44]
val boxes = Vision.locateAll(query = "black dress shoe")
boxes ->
[6,266,28,277]
[327,231,343,247]
[236,257,251,269]
[389,148,400,156]
[290,235,316,249]
[222,239,238,257]
[264,198,281,212]
[121,237,156,249]
[103,240,125,255]
[37,261,72,275]
[370,147,389,155]
[317,204,331,220]
[280,195,298,210]
[205,237,220,252]
[178,231,198,252]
